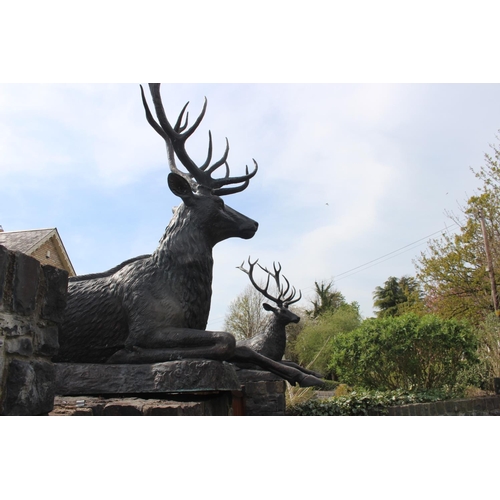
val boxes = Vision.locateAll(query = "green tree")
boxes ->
[293,302,362,378]
[373,275,423,317]
[415,136,500,324]
[223,284,268,340]
[307,280,346,318]
[329,313,478,391]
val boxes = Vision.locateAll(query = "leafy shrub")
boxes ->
[292,303,361,378]
[465,313,500,390]
[328,313,478,391]
[287,388,456,416]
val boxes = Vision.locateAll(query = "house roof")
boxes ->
[0,228,76,276]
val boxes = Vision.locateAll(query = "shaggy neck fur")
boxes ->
[153,204,213,329]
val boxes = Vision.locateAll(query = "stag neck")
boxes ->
[153,204,213,265]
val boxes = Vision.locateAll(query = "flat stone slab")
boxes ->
[54,359,241,395]
[50,395,233,416]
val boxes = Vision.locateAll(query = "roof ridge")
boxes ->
[0,228,55,234]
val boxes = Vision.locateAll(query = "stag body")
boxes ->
[57,174,258,364]
[238,303,299,361]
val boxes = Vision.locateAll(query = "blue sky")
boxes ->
[2,83,500,328]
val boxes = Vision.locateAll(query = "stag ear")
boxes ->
[263,303,277,313]
[168,173,195,203]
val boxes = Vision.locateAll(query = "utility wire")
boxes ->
[333,223,459,281]
[208,222,461,325]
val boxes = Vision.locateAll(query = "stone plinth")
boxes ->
[53,360,242,416]
[54,359,241,395]
[236,368,286,416]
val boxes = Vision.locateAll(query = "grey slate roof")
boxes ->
[0,228,76,276]
[0,228,55,254]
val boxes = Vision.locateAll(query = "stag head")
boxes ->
[238,257,302,324]
[141,83,259,243]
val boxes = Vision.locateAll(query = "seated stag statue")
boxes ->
[55,83,323,387]
[235,258,322,379]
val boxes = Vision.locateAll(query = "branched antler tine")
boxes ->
[183,97,208,140]
[200,131,214,171]
[213,161,258,196]
[286,289,302,306]
[141,85,184,177]
[280,274,292,300]
[236,260,249,274]
[244,258,280,305]
[148,84,178,138]
[174,103,189,133]
[270,261,283,297]
[206,138,230,175]
[147,84,207,182]
[140,85,169,141]
[213,159,258,188]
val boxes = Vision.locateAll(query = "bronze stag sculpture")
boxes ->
[56,84,323,387]
[235,258,322,378]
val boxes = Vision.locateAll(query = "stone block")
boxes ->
[2,359,55,415]
[143,402,186,416]
[5,336,33,356]
[434,401,446,415]
[484,397,498,411]
[102,401,144,416]
[405,404,415,415]
[247,381,267,396]
[41,265,68,323]
[13,252,40,316]
[0,315,34,337]
[420,403,431,416]
[266,380,286,393]
[72,407,94,416]
[444,400,459,414]
[35,325,60,357]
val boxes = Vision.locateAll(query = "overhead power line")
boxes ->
[334,223,460,282]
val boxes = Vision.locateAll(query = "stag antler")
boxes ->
[238,257,302,307]
[140,83,258,196]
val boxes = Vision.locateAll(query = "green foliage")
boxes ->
[287,388,456,416]
[467,313,500,390]
[223,284,268,340]
[373,275,424,318]
[292,303,362,378]
[284,306,310,363]
[328,313,479,391]
[415,134,500,325]
[306,280,347,319]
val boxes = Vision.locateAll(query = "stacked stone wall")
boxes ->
[236,369,286,416]
[0,245,68,415]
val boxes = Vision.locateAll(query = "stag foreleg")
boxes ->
[230,346,324,387]
[107,328,236,364]
[279,361,323,379]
